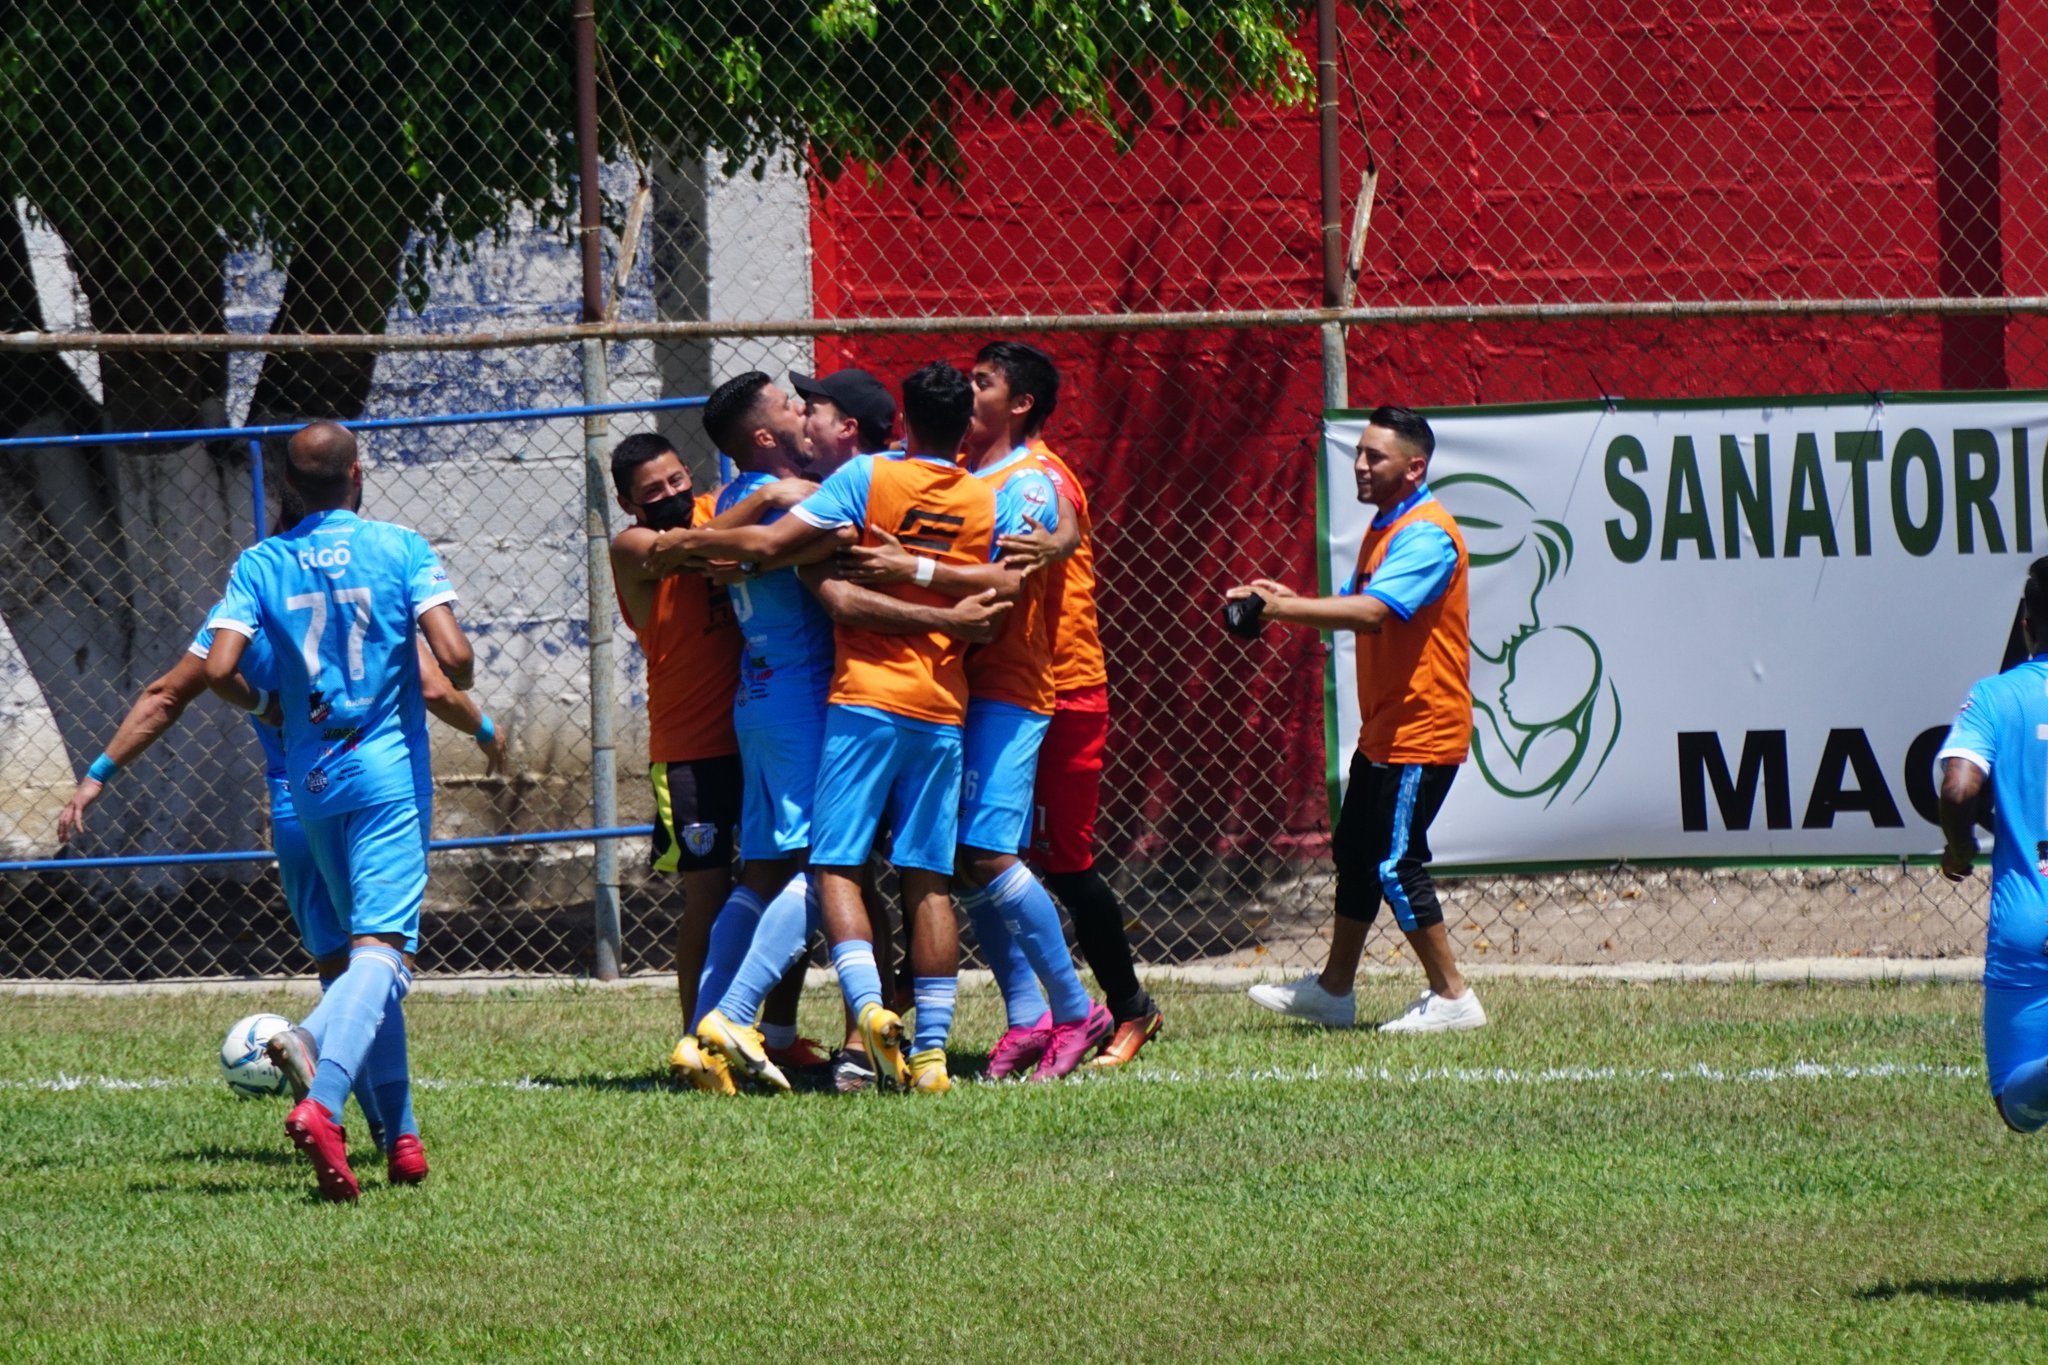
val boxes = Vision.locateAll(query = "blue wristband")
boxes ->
[475,714,497,746]
[86,753,119,784]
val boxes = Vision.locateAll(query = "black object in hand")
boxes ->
[1223,592,1268,639]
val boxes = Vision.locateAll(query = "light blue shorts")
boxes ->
[272,790,349,963]
[808,705,963,874]
[959,698,1051,855]
[300,797,428,953]
[738,718,826,862]
[1985,984,2048,1097]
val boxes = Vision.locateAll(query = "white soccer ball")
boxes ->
[219,1012,293,1099]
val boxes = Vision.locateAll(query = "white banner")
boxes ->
[1321,396,2046,865]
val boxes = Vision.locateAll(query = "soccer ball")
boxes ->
[219,1012,293,1099]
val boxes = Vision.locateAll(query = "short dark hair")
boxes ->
[702,371,772,456]
[272,480,309,536]
[2026,558,2048,640]
[900,361,974,455]
[1368,404,1435,461]
[284,421,358,506]
[976,340,1059,438]
[610,431,680,499]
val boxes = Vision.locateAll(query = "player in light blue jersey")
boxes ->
[1940,557,2048,1135]
[205,421,476,1202]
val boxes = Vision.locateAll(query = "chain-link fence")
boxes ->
[0,0,2024,978]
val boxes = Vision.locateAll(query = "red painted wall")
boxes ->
[808,1,2030,859]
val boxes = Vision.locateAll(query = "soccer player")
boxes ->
[1015,427,1164,1068]
[1938,557,2048,1134]
[646,362,1018,1093]
[58,553,501,1172]
[607,429,812,1085]
[922,340,1112,1079]
[204,421,478,1201]
[1229,405,1486,1034]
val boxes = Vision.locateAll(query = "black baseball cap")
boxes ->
[789,368,896,441]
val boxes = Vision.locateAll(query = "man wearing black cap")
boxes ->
[793,368,896,477]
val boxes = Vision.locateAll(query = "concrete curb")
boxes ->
[0,957,1985,997]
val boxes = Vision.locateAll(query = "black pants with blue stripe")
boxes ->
[1332,754,1458,932]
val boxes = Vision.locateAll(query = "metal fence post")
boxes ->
[581,339,623,979]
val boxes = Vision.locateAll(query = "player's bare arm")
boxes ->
[199,628,265,712]
[994,494,1082,571]
[417,638,506,777]
[835,528,1026,603]
[417,601,475,691]
[799,564,1011,644]
[705,476,816,530]
[56,652,211,842]
[1937,755,1986,881]
[643,507,827,577]
[1225,578,1396,634]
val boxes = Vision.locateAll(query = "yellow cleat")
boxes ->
[856,1002,910,1092]
[697,1009,791,1093]
[670,1033,736,1096]
[908,1048,952,1094]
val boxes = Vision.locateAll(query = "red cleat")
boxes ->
[764,1036,832,1071]
[387,1133,429,1186]
[284,1098,360,1203]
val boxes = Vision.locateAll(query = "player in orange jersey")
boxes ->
[1229,406,1485,1034]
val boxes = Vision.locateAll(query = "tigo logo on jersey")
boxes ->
[296,544,353,578]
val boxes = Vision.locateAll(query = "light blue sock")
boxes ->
[912,977,957,1055]
[960,885,1044,1029]
[987,862,1090,1024]
[714,873,813,1027]
[360,996,416,1149]
[314,973,383,1138]
[829,940,883,1016]
[2000,1056,2048,1132]
[693,886,766,1030]
[300,978,337,1050]
[307,945,408,1124]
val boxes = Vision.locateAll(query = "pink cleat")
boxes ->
[985,1012,1054,1081]
[284,1098,360,1203]
[1032,1002,1113,1082]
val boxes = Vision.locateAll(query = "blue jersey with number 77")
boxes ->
[1940,657,2048,989]
[213,508,457,819]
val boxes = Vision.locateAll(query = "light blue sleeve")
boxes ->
[189,600,227,657]
[997,469,1060,542]
[407,531,457,618]
[1939,679,2000,773]
[1359,523,1459,620]
[791,455,875,530]
[211,553,265,639]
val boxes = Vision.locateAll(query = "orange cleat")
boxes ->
[1087,1007,1164,1069]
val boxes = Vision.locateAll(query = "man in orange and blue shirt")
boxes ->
[1228,405,1486,1034]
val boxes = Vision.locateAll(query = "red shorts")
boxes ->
[1030,687,1108,874]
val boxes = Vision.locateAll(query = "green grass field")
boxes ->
[2,979,2045,1361]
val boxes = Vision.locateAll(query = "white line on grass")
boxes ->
[0,1060,1980,1094]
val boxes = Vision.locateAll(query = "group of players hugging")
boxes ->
[53,342,1163,1201]
[606,344,1162,1098]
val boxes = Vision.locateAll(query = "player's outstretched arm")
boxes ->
[1225,579,1395,635]
[1937,756,1987,881]
[800,566,1012,644]
[644,514,825,577]
[995,495,1082,572]
[705,477,817,531]
[56,652,212,842]
[416,639,506,777]
[417,603,475,691]
[836,529,1025,603]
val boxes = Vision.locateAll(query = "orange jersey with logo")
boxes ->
[1031,441,1110,694]
[830,457,999,727]
[1353,497,1472,765]
[966,447,1060,715]
[618,492,741,762]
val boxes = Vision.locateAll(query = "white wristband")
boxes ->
[913,556,937,587]
[243,687,272,716]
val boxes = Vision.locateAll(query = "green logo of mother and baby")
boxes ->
[1433,473,1621,805]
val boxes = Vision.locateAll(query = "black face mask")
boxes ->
[640,489,696,530]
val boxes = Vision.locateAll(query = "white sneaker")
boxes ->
[1377,989,1487,1034]
[1247,975,1357,1028]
